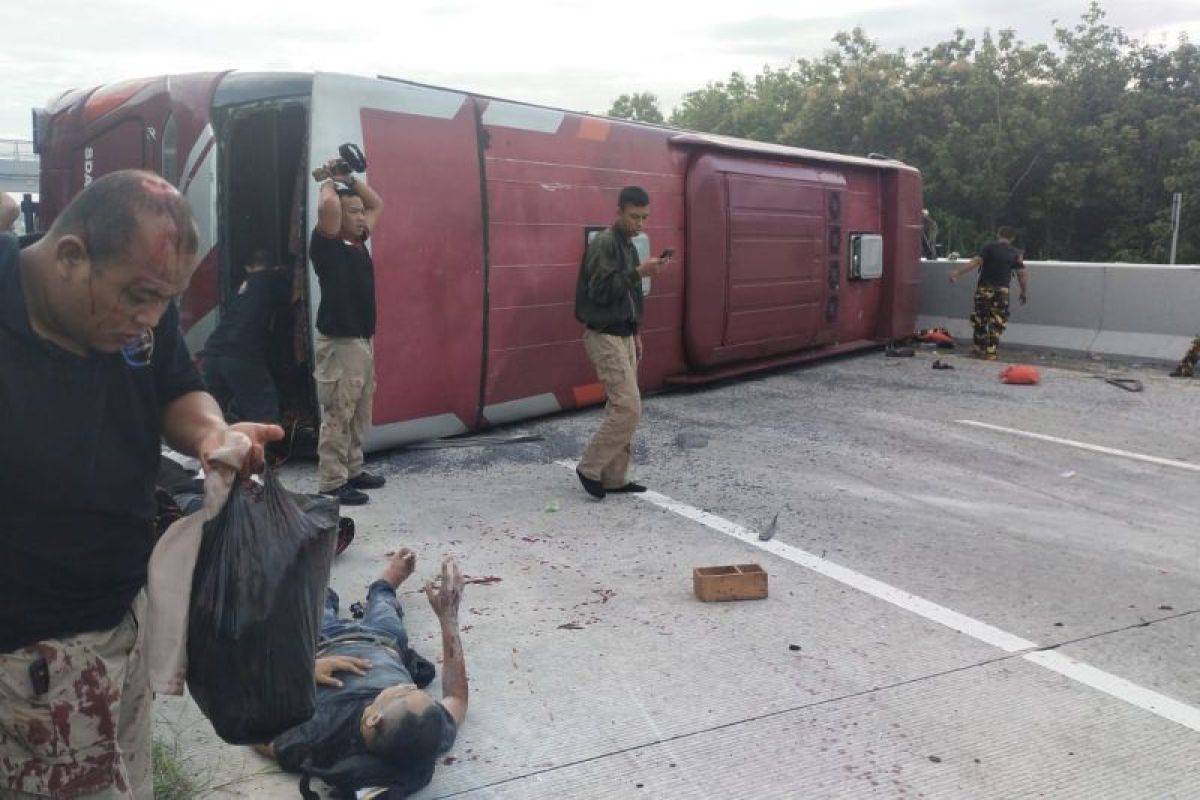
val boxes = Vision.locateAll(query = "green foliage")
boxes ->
[608,2,1199,262]
[153,738,202,800]
[606,92,665,124]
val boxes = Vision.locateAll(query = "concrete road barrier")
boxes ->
[918,259,1200,362]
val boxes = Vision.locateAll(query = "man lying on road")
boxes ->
[256,551,468,797]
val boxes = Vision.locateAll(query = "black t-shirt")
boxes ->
[977,241,1024,288]
[311,229,376,338]
[202,269,290,361]
[0,233,205,653]
[271,639,457,774]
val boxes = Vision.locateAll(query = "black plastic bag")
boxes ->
[187,468,338,744]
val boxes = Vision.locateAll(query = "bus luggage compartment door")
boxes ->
[684,154,844,369]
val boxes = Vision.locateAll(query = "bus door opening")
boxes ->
[218,101,316,454]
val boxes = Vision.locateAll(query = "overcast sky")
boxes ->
[3,0,1198,139]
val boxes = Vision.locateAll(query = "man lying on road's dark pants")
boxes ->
[255,550,468,797]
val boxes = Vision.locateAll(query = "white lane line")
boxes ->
[956,420,1200,473]
[555,459,1200,733]
[556,460,1032,651]
[1024,651,1200,732]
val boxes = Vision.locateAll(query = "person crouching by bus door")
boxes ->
[201,247,290,424]
[573,185,670,499]
[947,226,1028,360]
[0,170,282,800]
[311,160,386,506]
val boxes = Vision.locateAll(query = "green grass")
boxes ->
[152,738,202,800]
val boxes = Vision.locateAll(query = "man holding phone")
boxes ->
[572,185,670,499]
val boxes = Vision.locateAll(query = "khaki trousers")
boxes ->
[315,335,376,492]
[578,330,641,489]
[0,594,152,800]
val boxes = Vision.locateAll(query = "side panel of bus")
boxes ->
[475,103,687,424]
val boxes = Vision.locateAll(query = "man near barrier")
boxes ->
[258,551,468,796]
[1169,338,1200,377]
[948,226,1028,360]
[573,185,670,499]
[0,170,282,798]
[311,158,386,506]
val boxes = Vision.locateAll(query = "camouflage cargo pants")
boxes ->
[578,330,641,489]
[314,334,376,493]
[1171,336,1200,377]
[970,285,1010,358]
[0,593,151,799]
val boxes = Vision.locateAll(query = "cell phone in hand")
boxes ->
[659,248,675,260]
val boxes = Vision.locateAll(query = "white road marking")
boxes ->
[1024,651,1200,732]
[956,420,1200,473]
[555,459,1200,734]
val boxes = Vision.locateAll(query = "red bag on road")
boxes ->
[1000,365,1041,385]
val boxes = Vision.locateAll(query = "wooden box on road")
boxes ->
[693,564,768,602]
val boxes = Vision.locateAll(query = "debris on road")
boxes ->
[1000,364,1041,384]
[931,359,955,370]
[545,499,560,512]
[694,564,768,602]
[759,511,780,541]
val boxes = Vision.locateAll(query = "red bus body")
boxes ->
[34,71,923,450]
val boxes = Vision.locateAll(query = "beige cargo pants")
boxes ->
[0,594,152,799]
[578,330,641,489]
[315,334,376,492]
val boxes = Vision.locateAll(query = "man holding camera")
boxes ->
[311,158,385,505]
[573,185,669,499]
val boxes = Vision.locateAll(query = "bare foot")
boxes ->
[382,548,417,588]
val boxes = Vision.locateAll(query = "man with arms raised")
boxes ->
[311,161,386,506]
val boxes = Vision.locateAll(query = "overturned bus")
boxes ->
[33,71,923,450]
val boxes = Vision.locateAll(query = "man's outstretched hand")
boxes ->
[425,557,464,621]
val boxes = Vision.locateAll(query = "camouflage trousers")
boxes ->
[1172,336,1200,377]
[578,331,641,489]
[0,593,152,799]
[314,335,376,492]
[970,285,1010,357]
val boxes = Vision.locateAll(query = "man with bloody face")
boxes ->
[0,170,281,799]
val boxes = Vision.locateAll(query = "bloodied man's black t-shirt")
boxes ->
[0,233,205,652]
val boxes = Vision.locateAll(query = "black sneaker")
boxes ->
[576,468,606,499]
[348,471,386,490]
[608,482,647,493]
[324,484,369,506]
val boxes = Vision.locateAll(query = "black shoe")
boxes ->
[324,484,369,506]
[609,482,647,493]
[576,468,606,499]
[348,471,386,490]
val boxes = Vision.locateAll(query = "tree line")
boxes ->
[606,3,1199,264]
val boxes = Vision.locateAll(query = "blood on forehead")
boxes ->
[141,175,179,197]
[128,213,194,289]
